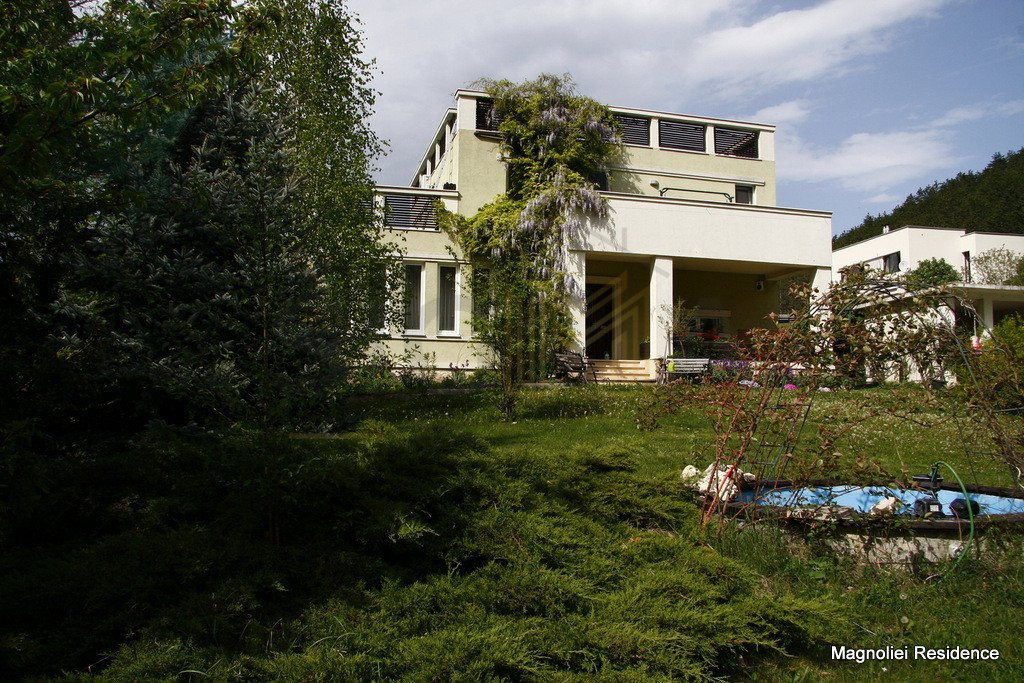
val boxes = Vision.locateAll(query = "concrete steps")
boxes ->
[587,359,655,383]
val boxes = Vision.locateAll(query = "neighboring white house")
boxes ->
[372,89,833,376]
[831,225,1024,332]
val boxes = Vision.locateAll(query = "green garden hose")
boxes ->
[930,460,975,581]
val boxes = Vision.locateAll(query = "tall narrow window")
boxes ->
[403,264,424,332]
[439,265,458,334]
[735,185,754,204]
[963,251,972,282]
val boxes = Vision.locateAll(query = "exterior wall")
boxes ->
[611,147,776,206]
[579,193,832,270]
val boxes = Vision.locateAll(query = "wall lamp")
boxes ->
[650,180,733,202]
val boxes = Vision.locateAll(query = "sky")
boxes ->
[347,0,1024,236]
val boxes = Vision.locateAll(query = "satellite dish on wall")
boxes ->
[898,261,909,272]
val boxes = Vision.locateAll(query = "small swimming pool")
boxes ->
[738,485,1024,517]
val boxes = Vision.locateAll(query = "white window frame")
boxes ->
[437,264,461,337]
[402,262,426,336]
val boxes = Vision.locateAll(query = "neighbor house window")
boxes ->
[882,251,901,274]
[735,185,754,204]
[963,251,972,282]
[403,264,425,333]
[438,265,458,334]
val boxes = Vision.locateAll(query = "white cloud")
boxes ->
[926,99,1024,128]
[779,129,955,192]
[347,0,951,183]
[776,95,1022,196]
[750,100,811,125]
[927,105,988,128]
[681,0,948,98]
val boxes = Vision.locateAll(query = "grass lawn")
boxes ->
[4,384,1022,680]
[347,383,1024,681]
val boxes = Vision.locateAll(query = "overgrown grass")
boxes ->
[2,385,1021,680]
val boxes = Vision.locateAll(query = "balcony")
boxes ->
[575,192,832,270]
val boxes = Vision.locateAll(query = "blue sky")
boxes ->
[348,0,1023,236]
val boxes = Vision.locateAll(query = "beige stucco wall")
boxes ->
[611,146,776,206]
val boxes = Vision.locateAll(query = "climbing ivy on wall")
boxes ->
[441,74,622,418]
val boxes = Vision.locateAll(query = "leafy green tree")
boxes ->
[973,247,1023,285]
[1,0,395,434]
[905,257,960,288]
[1,0,246,430]
[1009,258,1024,286]
[443,74,620,418]
[64,86,359,430]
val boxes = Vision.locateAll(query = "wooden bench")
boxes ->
[554,351,595,383]
[657,357,710,384]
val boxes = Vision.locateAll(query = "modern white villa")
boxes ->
[832,225,1024,332]
[372,89,834,378]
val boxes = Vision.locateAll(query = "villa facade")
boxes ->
[373,90,833,375]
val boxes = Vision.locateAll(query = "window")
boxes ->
[384,194,439,230]
[475,98,502,131]
[658,119,705,152]
[588,169,610,191]
[714,127,758,158]
[614,113,650,146]
[438,265,458,334]
[403,264,424,333]
[963,251,972,282]
[882,251,901,274]
[735,185,754,204]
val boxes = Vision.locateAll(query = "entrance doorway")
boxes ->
[586,281,615,359]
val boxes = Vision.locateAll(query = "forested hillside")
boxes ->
[833,148,1024,248]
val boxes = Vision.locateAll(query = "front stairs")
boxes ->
[587,359,655,383]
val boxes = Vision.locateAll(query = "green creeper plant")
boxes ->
[442,74,622,419]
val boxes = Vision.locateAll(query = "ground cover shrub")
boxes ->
[3,412,848,679]
[5,387,1022,679]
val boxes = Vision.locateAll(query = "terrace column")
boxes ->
[566,250,587,354]
[980,296,995,335]
[649,257,674,358]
